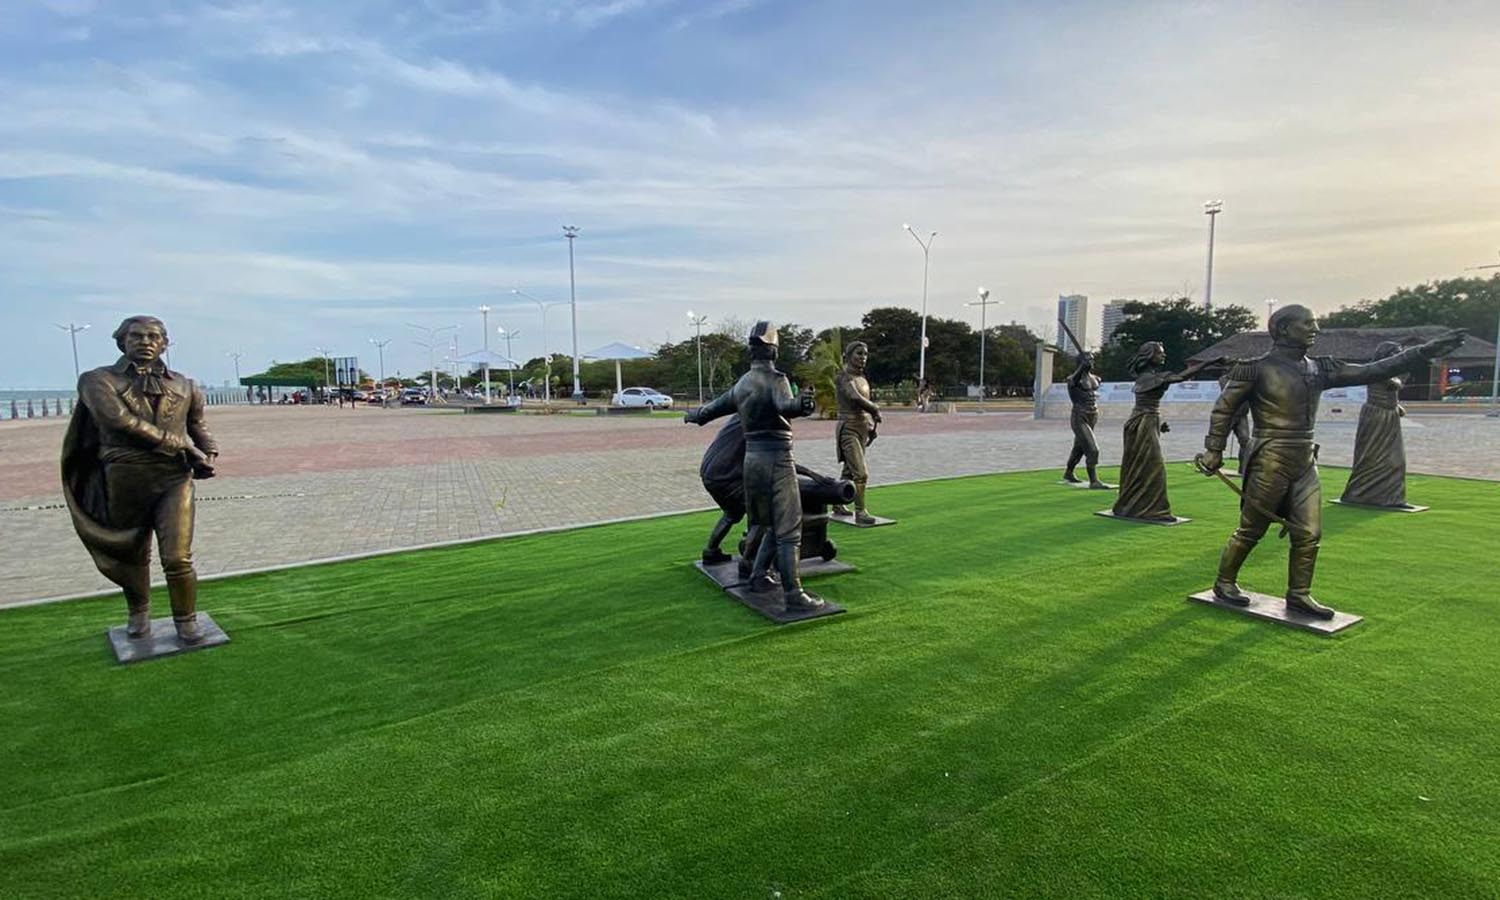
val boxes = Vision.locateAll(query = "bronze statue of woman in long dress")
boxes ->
[1062,351,1111,488]
[1339,341,1417,509]
[1110,342,1219,522]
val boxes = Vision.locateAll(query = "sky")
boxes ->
[3,0,1499,389]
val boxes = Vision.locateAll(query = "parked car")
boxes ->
[612,387,674,409]
[400,389,428,405]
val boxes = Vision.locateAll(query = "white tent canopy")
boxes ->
[584,342,653,401]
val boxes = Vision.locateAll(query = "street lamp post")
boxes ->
[55,322,90,381]
[512,288,568,404]
[406,323,457,402]
[903,223,937,384]
[687,311,709,405]
[497,327,521,398]
[1265,298,1277,328]
[564,225,582,403]
[226,351,243,401]
[478,305,492,403]
[966,288,1001,403]
[1203,200,1223,309]
[314,346,332,400]
[369,338,391,404]
[1467,252,1500,416]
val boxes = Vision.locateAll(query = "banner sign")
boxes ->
[1046,381,1367,404]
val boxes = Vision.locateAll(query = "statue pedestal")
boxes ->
[828,511,897,528]
[1187,590,1362,636]
[1057,480,1116,490]
[107,612,230,664]
[1330,499,1428,513]
[693,558,848,624]
[1094,510,1190,526]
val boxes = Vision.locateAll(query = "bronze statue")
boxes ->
[1062,351,1111,488]
[1111,342,1220,521]
[685,322,821,609]
[830,341,882,523]
[1200,306,1462,618]
[62,316,218,643]
[1339,341,1417,509]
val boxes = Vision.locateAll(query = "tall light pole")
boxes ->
[55,322,89,381]
[563,225,582,403]
[1203,200,1223,309]
[687,310,709,405]
[369,338,391,401]
[226,351,243,399]
[1466,251,1499,416]
[966,288,1001,401]
[903,223,937,384]
[314,345,332,397]
[407,323,457,401]
[478,305,493,402]
[497,326,521,398]
[1265,298,1277,328]
[512,288,569,404]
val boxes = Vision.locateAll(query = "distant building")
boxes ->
[1056,294,1088,353]
[1101,300,1130,346]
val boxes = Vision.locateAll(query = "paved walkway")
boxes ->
[2,404,1496,605]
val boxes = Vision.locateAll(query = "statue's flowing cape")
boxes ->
[60,401,146,587]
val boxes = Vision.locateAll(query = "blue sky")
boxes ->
[3,0,1498,388]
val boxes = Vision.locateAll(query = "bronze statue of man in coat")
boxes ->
[62,315,218,642]
[1200,305,1461,618]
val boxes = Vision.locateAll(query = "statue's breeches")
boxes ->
[1234,441,1321,548]
[744,449,801,544]
[835,420,869,484]
[105,462,196,578]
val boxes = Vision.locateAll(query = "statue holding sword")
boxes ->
[1198,304,1463,618]
[62,315,219,643]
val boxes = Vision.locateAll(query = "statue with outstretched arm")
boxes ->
[1200,305,1463,618]
[832,341,883,522]
[686,321,822,609]
[1111,342,1222,521]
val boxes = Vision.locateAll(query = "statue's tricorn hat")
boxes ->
[748,321,779,348]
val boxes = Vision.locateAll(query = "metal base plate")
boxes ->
[1094,510,1191,526]
[722,581,844,623]
[1057,480,1116,490]
[1188,589,1362,636]
[107,612,230,664]
[828,511,897,528]
[693,556,855,589]
[1330,499,1428,513]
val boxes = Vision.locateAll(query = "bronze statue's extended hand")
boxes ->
[1421,329,1466,359]
[683,409,701,426]
[1195,450,1223,474]
[799,390,816,416]
[1159,421,1171,434]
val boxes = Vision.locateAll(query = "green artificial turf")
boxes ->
[2,467,1497,899]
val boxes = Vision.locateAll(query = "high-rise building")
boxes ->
[1101,300,1130,346]
[1056,294,1088,354]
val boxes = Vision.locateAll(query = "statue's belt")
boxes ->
[1252,428,1315,441]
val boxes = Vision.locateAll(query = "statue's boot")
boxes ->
[116,563,153,638]
[832,504,852,516]
[168,576,204,644]
[854,484,876,525]
[702,515,736,565]
[1285,543,1334,619]
[778,544,825,610]
[750,534,780,593]
[1213,536,1256,606]
[1085,461,1113,490]
[1062,469,1083,484]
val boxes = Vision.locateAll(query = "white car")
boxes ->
[612,387,673,408]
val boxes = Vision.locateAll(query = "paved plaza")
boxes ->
[2,403,1495,605]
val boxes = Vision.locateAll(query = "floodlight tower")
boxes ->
[564,225,582,403]
[1203,200,1223,309]
[687,310,709,405]
[966,288,1002,400]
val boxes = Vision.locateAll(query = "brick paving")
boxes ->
[2,404,1495,605]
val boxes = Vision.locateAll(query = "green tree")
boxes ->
[1321,274,1500,337]
[1096,298,1257,380]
